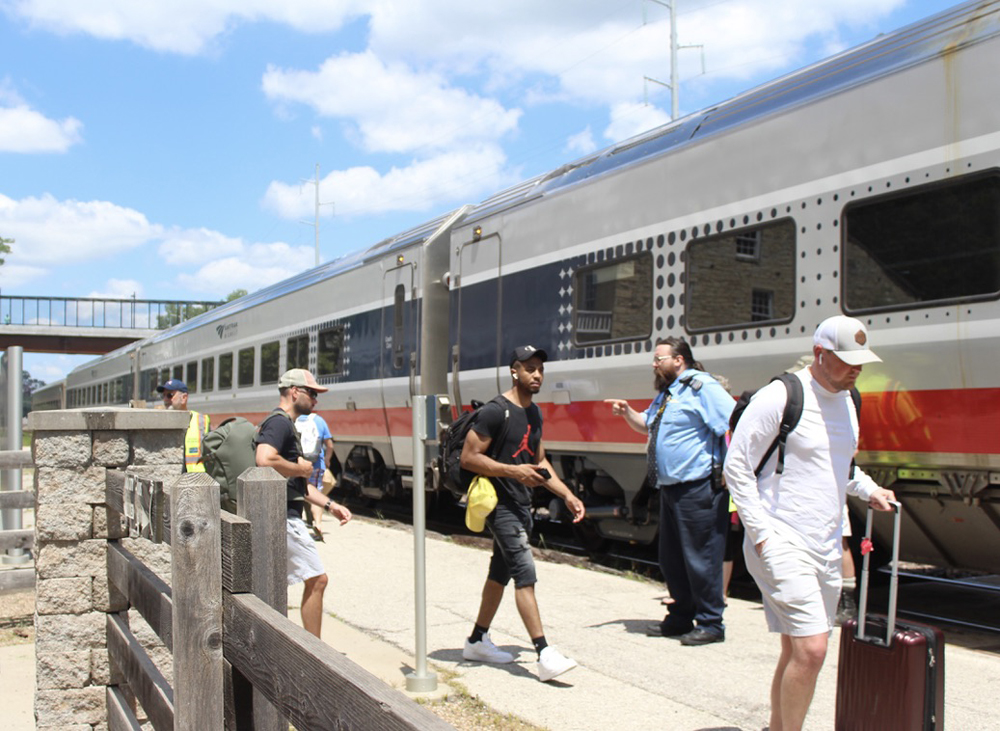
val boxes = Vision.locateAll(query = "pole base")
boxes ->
[405,670,438,693]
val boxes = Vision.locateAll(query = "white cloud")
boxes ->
[87,279,144,299]
[565,127,596,156]
[0,193,161,265]
[0,79,82,153]
[176,242,315,294]
[157,228,244,266]
[4,0,363,55]
[0,263,47,288]
[262,145,512,218]
[262,50,521,155]
[603,102,672,144]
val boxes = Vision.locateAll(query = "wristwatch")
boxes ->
[324,499,333,512]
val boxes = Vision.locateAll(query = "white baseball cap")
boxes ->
[813,316,882,366]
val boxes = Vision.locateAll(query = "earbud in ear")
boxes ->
[819,354,824,365]
[512,372,518,380]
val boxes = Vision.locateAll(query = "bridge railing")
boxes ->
[0,295,223,330]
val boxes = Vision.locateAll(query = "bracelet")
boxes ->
[324,499,333,512]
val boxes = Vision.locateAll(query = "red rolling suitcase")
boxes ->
[835,502,945,730]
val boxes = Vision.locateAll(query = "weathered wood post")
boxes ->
[171,472,224,730]
[231,466,287,731]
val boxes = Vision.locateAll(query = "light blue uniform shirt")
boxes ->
[644,370,734,485]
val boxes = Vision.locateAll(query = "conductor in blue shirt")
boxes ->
[606,337,734,645]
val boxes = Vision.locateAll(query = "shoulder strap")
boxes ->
[848,387,861,479]
[485,396,511,460]
[754,373,804,477]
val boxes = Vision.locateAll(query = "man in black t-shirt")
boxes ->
[459,345,586,683]
[255,368,352,639]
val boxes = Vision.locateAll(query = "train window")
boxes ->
[186,362,198,393]
[844,174,1000,312]
[317,326,345,377]
[219,353,234,390]
[201,357,214,392]
[238,347,255,388]
[685,219,796,331]
[572,252,653,344]
[173,365,183,381]
[261,341,280,384]
[287,334,309,370]
[160,368,170,387]
[143,369,157,398]
[393,284,406,370]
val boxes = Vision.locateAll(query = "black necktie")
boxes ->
[647,393,669,487]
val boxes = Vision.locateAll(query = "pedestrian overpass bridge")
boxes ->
[0,294,223,354]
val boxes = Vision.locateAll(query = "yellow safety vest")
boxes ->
[185,411,210,472]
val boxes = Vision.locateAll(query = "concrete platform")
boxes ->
[5,515,1000,730]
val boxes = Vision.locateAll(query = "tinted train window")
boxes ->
[261,341,280,384]
[173,365,183,381]
[317,327,345,377]
[160,368,170,387]
[219,353,234,389]
[572,252,653,344]
[844,174,1000,312]
[201,357,214,392]
[186,362,198,393]
[685,219,796,331]
[287,334,309,370]
[238,347,255,388]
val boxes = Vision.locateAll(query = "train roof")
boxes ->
[463,0,1000,223]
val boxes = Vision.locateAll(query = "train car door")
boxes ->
[454,234,502,410]
[380,260,417,470]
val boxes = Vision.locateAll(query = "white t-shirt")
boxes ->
[724,367,881,561]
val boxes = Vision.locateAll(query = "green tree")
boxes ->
[225,289,248,302]
[22,370,45,418]
[0,236,12,265]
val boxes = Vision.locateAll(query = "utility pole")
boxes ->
[300,164,334,267]
[643,0,705,119]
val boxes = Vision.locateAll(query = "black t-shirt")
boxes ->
[254,409,305,510]
[471,396,543,510]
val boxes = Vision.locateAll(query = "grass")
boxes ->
[417,670,549,731]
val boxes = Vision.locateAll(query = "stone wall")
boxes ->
[28,408,188,731]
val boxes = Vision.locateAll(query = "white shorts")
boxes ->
[286,515,325,585]
[842,504,852,538]
[744,533,840,636]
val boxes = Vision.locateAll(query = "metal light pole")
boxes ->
[2,346,28,565]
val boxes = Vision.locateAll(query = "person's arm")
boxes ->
[255,442,312,479]
[604,398,650,434]
[460,429,548,487]
[322,437,334,469]
[535,444,585,522]
[304,482,351,524]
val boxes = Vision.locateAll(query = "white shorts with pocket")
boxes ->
[286,514,325,585]
[744,532,840,636]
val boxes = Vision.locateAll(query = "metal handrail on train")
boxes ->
[0,295,224,330]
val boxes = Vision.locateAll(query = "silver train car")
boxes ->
[60,1,1000,573]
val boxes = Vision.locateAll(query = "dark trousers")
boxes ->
[658,475,729,632]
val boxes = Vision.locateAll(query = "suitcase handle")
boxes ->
[857,500,901,646]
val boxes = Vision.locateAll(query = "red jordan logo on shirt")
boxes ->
[511,425,535,459]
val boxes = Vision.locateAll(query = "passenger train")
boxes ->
[49,2,1000,573]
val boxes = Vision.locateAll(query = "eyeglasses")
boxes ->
[162,392,176,400]
[653,354,677,364]
[296,386,319,399]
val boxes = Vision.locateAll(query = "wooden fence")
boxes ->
[0,448,34,593]
[104,466,453,731]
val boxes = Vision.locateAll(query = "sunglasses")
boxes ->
[296,386,319,399]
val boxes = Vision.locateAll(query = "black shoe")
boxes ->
[679,627,725,646]
[646,620,693,638]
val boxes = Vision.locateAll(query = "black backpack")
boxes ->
[730,373,861,477]
[438,397,509,498]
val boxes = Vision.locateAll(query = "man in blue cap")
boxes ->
[156,378,209,473]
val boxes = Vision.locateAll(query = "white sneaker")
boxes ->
[537,646,577,682]
[463,633,514,664]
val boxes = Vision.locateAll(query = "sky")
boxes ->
[0,0,961,384]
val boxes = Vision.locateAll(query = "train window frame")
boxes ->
[571,251,654,346]
[286,334,310,371]
[186,361,198,393]
[200,357,215,392]
[238,347,255,388]
[261,340,280,384]
[317,326,345,377]
[842,171,1000,315]
[684,218,797,333]
[219,352,234,390]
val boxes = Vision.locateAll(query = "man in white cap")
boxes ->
[255,368,352,638]
[724,316,896,731]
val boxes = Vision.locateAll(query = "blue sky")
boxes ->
[0,0,960,383]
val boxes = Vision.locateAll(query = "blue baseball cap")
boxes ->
[156,379,188,393]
